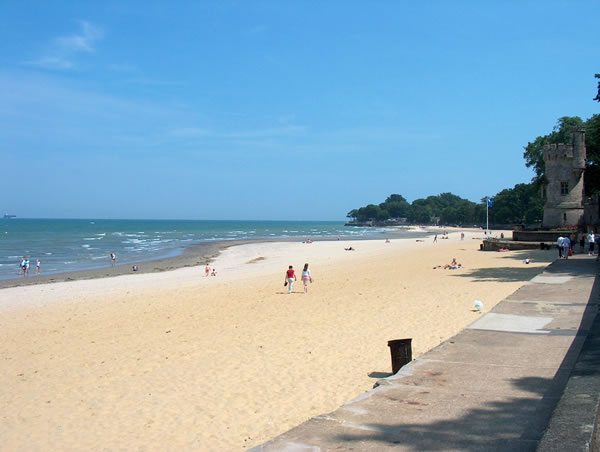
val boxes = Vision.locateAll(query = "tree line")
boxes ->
[348,108,599,227]
[346,187,543,226]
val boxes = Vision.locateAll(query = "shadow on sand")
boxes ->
[448,249,596,283]
[333,263,600,451]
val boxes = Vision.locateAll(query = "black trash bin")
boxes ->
[388,338,412,374]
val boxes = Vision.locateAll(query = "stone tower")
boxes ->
[542,127,586,229]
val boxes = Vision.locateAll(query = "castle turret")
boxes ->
[541,128,586,229]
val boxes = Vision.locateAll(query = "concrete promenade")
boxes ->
[250,256,600,451]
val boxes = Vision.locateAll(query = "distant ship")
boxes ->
[3,214,16,219]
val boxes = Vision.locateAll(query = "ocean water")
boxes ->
[0,219,403,280]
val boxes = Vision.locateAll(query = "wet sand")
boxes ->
[0,240,243,289]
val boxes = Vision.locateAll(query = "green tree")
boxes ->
[385,194,408,204]
[490,183,543,225]
[358,204,382,222]
[523,116,584,182]
[346,209,359,220]
[440,207,458,224]
[376,209,390,221]
[409,199,433,223]
[585,114,600,194]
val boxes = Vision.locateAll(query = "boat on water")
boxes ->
[3,214,16,219]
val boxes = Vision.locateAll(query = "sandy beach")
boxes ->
[0,228,556,450]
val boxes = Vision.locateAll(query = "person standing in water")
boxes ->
[301,263,313,293]
[285,265,296,294]
[110,252,116,266]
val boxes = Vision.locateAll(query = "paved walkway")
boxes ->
[250,256,600,451]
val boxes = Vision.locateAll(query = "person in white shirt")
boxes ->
[557,236,564,259]
[562,236,570,260]
[301,263,313,293]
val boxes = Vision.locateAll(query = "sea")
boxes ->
[0,219,423,281]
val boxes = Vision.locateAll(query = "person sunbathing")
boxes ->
[443,258,462,269]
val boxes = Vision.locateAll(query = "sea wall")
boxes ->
[512,230,575,242]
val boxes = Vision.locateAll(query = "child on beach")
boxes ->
[205,265,210,276]
[301,263,312,293]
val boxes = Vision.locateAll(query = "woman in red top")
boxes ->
[285,265,296,294]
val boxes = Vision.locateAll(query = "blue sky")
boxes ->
[1,1,598,220]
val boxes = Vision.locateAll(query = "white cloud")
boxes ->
[27,20,104,70]
[55,21,103,52]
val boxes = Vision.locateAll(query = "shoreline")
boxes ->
[0,240,228,289]
[0,226,442,290]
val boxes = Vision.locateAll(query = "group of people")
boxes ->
[205,265,217,277]
[18,257,40,277]
[284,263,313,294]
[433,257,463,270]
[556,235,572,259]
[433,232,451,243]
[557,232,600,260]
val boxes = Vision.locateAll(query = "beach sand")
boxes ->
[0,229,555,450]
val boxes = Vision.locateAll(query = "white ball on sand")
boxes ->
[474,300,484,311]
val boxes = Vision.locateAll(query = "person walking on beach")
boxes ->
[23,258,30,277]
[301,263,312,293]
[35,259,40,274]
[285,265,296,294]
[205,264,210,276]
[18,258,25,276]
[433,234,437,243]
[110,252,116,266]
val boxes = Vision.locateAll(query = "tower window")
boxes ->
[560,181,569,195]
